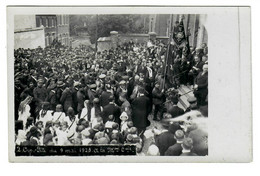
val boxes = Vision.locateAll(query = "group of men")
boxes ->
[14,35,208,155]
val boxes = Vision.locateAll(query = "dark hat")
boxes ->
[187,96,197,103]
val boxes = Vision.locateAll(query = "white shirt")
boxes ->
[79,107,88,120]
[52,112,66,122]
[37,110,53,127]
[63,115,78,134]
[55,129,69,145]
[18,104,31,126]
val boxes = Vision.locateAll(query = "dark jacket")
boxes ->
[33,86,47,106]
[152,87,164,105]
[131,95,152,128]
[167,105,185,118]
[60,88,73,113]
[195,72,208,90]
[101,103,121,124]
[100,90,113,107]
[164,143,182,156]
[155,131,176,156]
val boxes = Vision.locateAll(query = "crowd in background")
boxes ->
[14,35,208,156]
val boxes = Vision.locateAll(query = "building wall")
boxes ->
[154,14,170,36]
[14,15,36,30]
[57,15,70,46]
[119,34,149,44]
[150,14,208,48]
[36,15,57,46]
[97,41,112,51]
[14,15,45,49]
[14,28,45,49]
[35,15,70,47]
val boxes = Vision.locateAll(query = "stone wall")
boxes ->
[14,28,45,49]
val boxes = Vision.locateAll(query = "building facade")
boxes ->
[56,15,70,46]
[36,15,70,47]
[149,14,208,49]
[14,15,45,49]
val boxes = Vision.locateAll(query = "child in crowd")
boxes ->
[52,104,66,123]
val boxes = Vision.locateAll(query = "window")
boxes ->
[45,34,49,46]
[40,18,43,26]
[52,19,54,27]
[48,18,52,27]
[61,15,64,25]
[46,18,49,27]
[58,16,60,26]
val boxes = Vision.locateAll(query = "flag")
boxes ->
[172,17,190,57]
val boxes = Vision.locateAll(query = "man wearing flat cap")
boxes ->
[33,78,47,113]
[87,84,98,105]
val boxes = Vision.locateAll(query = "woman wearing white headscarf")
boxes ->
[79,100,89,120]
[15,130,27,145]
[18,96,33,126]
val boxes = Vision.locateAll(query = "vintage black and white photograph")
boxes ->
[7,6,251,162]
[13,13,208,156]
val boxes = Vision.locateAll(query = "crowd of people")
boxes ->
[14,34,208,156]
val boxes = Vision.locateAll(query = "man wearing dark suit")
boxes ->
[101,96,121,124]
[180,138,198,156]
[152,82,165,121]
[188,56,204,85]
[155,122,181,156]
[179,57,191,85]
[194,64,208,106]
[100,84,113,108]
[131,87,152,136]
[165,130,185,156]
[167,96,184,118]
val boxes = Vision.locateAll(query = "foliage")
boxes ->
[69,15,149,44]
